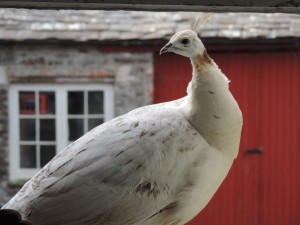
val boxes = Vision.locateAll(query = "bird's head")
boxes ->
[160,30,205,58]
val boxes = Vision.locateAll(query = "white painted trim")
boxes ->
[104,85,115,121]
[67,115,104,119]
[8,83,115,182]
[56,88,68,153]
[20,115,56,119]
[8,86,20,181]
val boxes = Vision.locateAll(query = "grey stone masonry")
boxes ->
[0,87,8,181]
[0,45,153,116]
[1,9,300,41]
[0,85,9,207]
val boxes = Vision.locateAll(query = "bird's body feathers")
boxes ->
[5,98,233,225]
[3,29,242,225]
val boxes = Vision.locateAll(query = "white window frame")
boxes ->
[8,84,114,182]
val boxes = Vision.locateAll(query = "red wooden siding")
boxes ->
[154,50,300,225]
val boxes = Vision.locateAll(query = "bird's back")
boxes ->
[4,98,213,225]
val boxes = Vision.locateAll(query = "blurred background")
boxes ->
[0,9,299,225]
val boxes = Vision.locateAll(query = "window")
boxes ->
[67,91,105,142]
[9,84,114,181]
[19,91,56,169]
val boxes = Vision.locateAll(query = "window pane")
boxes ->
[39,92,55,115]
[20,145,36,168]
[19,92,35,115]
[68,92,84,114]
[20,119,36,141]
[68,119,84,141]
[88,91,104,114]
[40,145,56,167]
[40,119,55,141]
[88,118,104,131]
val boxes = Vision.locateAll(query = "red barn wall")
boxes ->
[154,49,300,225]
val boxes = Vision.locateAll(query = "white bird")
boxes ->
[2,29,242,225]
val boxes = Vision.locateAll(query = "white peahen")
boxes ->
[2,29,242,225]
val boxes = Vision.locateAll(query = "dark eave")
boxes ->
[1,37,300,53]
[0,0,299,13]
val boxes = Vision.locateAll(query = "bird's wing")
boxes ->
[5,99,209,225]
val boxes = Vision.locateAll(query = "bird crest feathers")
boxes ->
[191,13,211,35]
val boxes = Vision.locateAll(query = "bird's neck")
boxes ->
[182,51,242,158]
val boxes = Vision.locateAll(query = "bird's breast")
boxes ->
[173,146,233,224]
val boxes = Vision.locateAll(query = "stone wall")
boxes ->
[0,44,153,206]
[0,87,8,180]
[0,67,9,206]
[2,45,153,116]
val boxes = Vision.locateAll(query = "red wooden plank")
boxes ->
[154,49,300,225]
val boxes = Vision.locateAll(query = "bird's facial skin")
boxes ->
[160,30,205,58]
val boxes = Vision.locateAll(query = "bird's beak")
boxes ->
[160,43,173,55]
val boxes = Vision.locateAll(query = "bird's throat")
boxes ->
[191,50,213,72]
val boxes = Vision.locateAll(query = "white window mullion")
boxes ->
[56,88,68,152]
[104,86,115,121]
[68,115,87,119]
[20,115,55,119]
[9,86,20,181]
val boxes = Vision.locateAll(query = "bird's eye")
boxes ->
[181,38,189,45]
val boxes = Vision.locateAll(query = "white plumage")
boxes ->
[3,30,242,225]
